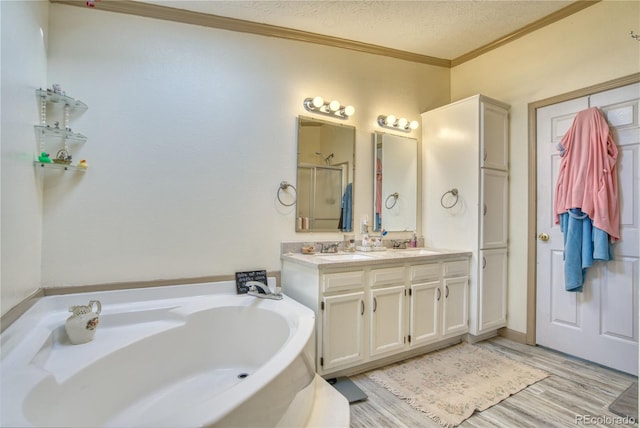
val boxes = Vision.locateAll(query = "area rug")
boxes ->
[368,343,549,427]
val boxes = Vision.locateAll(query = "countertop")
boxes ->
[281,248,472,269]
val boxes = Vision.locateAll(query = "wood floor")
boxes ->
[349,337,638,427]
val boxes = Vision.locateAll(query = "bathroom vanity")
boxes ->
[281,249,471,377]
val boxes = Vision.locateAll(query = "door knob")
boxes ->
[538,233,550,242]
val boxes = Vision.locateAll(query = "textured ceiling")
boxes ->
[139,0,575,60]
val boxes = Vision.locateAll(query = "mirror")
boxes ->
[297,116,355,232]
[373,132,417,232]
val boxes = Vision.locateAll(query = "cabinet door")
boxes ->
[370,285,405,357]
[479,249,508,332]
[480,101,509,170]
[480,169,508,249]
[410,281,440,347]
[322,291,366,371]
[442,276,469,337]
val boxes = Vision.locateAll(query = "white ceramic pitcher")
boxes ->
[65,300,101,345]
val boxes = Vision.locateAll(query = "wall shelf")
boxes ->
[34,87,88,172]
[35,89,88,111]
[34,125,87,143]
[33,161,87,172]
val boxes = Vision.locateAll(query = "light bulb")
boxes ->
[409,120,419,130]
[329,100,340,112]
[312,96,324,109]
[385,115,396,126]
[344,105,355,116]
[397,118,408,129]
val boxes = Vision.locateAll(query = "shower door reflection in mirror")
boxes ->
[373,132,417,232]
[297,116,355,232]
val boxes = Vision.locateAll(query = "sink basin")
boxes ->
[316,253,373,261]
[399,249,442,256]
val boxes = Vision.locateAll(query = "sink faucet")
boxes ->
[392,239,411,249]
[320,242,340,253]
[246,281,283,300]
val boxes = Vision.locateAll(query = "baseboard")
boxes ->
[497,327,528,344]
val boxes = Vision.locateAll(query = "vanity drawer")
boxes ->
[370,267,405,287]
[410,263,440,282]
[443,260,469,277]
[322,270,365,293]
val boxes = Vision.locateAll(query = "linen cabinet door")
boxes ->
[480,169,508,249]
[370,285,406,357]
[321,291,366,372]
[480,100,509,171]
[479,248,508,332]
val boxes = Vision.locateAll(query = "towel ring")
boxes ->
[440,188,459,209]
[277,181,297,207]
[385,192,399,209]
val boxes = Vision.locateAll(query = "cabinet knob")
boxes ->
[538,232,550,242]
[437,288,441,301]
[373,297,377,313]
[360,300,365,316]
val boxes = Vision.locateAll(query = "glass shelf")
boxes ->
[33,161,87,172]
[35,89,88,111]
[34,125,87,143]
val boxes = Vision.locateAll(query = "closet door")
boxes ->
[536,83,639,375]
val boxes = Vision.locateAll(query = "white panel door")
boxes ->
[536,83,639,375]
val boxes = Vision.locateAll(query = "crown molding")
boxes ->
[51,0,598,69]
[50,0,451,67]
[451,0,600,67]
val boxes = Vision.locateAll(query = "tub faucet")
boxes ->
[246,281,283,300]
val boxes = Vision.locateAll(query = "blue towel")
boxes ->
[341,183,353,232]
[559,208,612,292]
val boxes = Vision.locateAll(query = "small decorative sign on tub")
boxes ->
[235,270,268,294]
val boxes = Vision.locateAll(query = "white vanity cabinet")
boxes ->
[281,252,470,377]
[320,270,367,371]
[410,260,469,347]
[369,267,405,358]
[422,94,509,338]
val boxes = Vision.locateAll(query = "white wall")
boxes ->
[37,4,448,289]
[450,0,640,333]
[0,0,48,315]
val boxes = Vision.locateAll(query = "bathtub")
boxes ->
[1,279,349,427]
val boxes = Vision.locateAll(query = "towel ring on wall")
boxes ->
[440,188,459,209]
[277,181,297,207]
[385,192,399,209]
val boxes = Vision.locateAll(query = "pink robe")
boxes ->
[554,107,620,241]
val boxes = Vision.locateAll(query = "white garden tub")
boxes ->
[1,279,348,427]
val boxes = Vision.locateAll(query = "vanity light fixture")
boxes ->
[303,96,355,119]
[377,114,419,132]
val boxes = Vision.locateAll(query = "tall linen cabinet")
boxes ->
[421,95,509,337]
